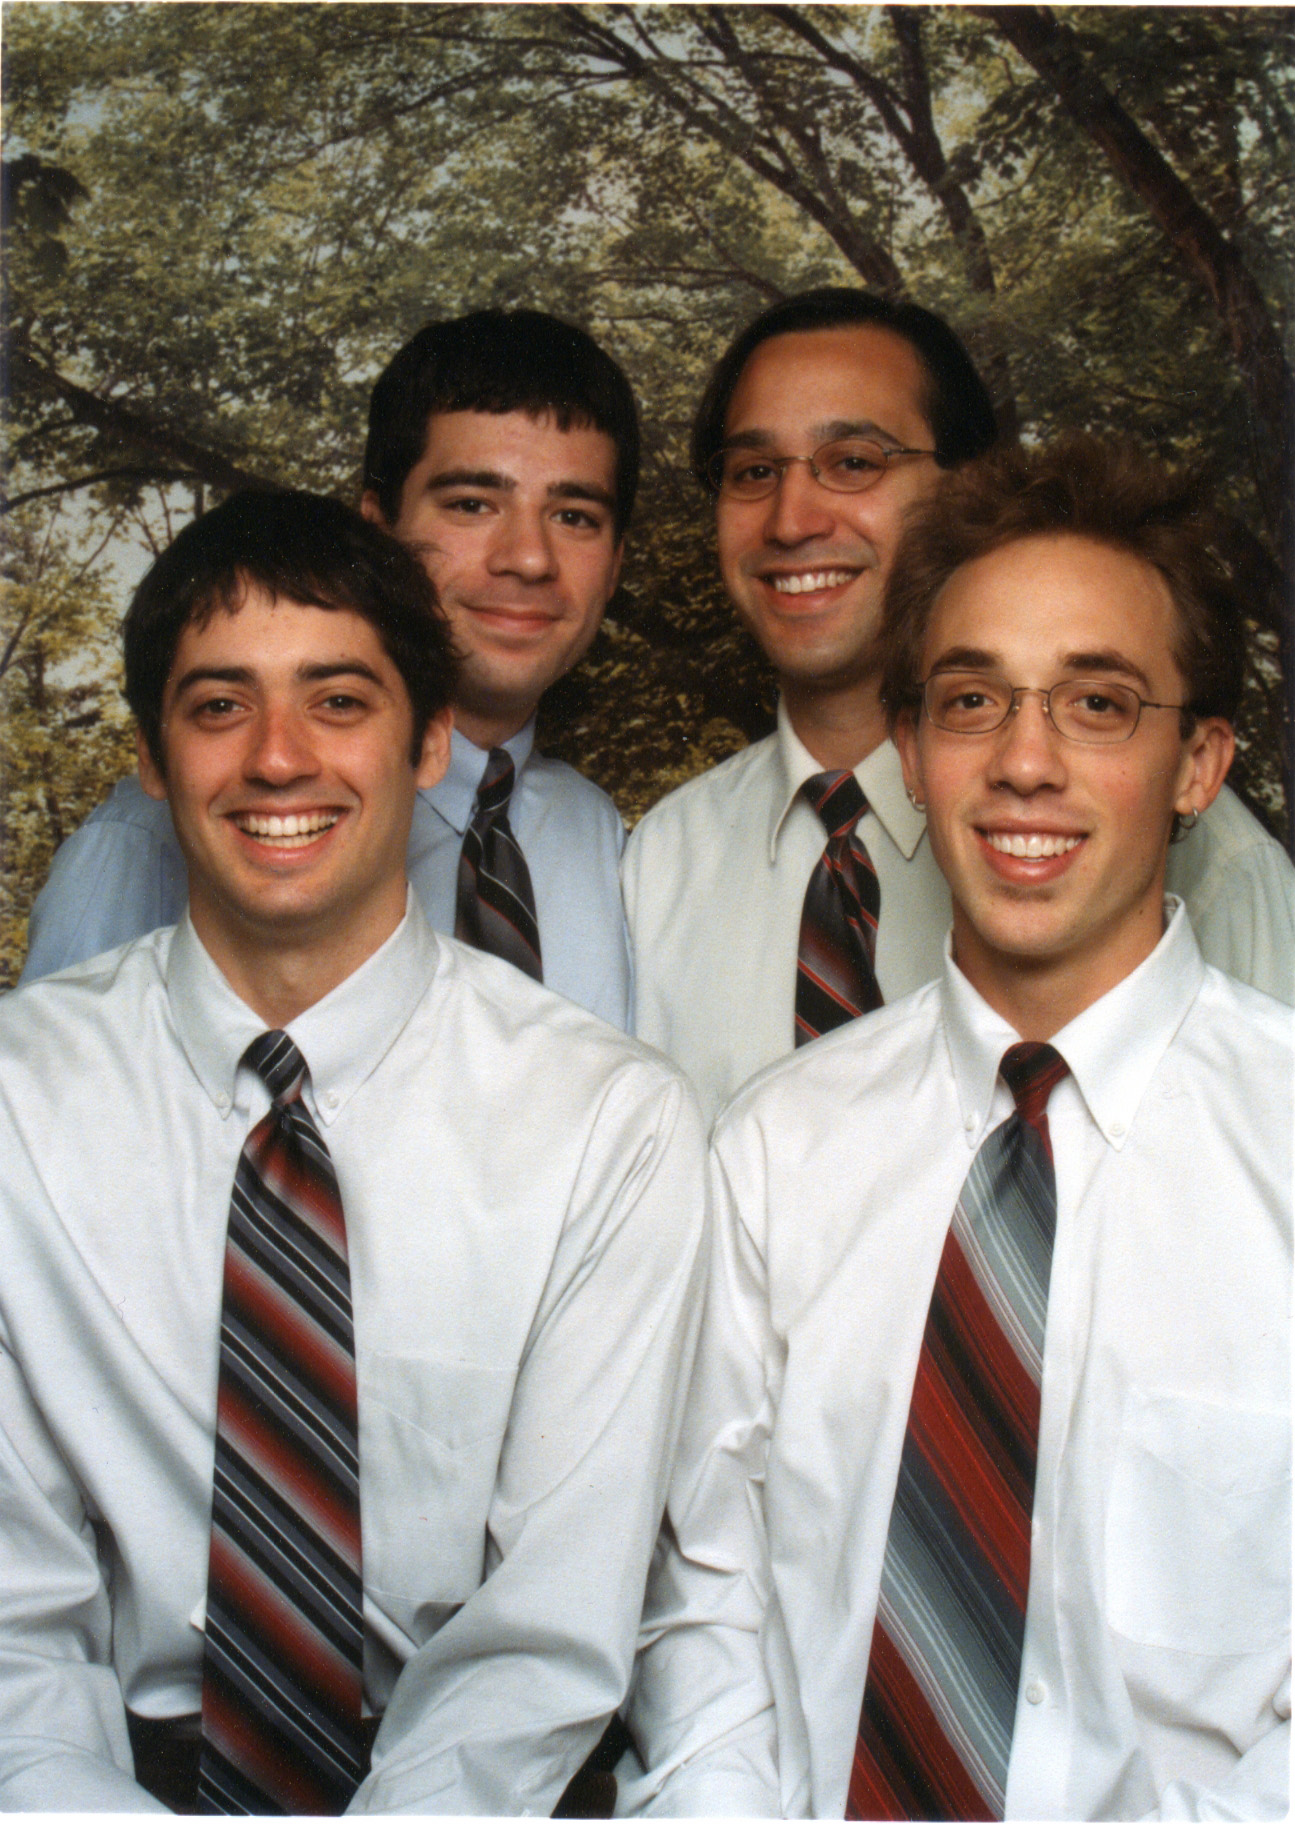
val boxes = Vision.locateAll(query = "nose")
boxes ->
[990,689,1069,794]
[760,458,838,547]
[244,703,320,786]
[487,505,558,583]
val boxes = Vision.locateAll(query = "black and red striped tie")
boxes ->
[455,748,543,982]
[199,1031,364,1815]
[848,1042,1069,1820]
[795,770,882,1046]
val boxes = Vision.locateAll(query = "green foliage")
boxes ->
[2,3,1292,985]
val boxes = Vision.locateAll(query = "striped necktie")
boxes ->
[455,747,543,981]
[199,1031,365,1815]
[795,770,882,1046]
[848,1042,1070,1821]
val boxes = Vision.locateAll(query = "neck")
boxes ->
[951,894,1167,1042]
[781,673,889,771]
[189,888,407,1027]
[453,701,532,752]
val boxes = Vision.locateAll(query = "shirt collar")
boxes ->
[767,697,928,862]
[426,718,537,836]
[942,897,1206,1152]
[168,889,443,1126]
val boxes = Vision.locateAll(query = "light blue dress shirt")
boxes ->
[20,723,633,1030]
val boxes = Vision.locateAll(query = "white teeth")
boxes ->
[235,811,339,846]
[770,570,853,595]
[987,831,1082,858]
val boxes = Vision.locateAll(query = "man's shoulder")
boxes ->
[429,931,695,1095]
[0,930,173,1073]
[626,735,776,850]
[714,979,943,1141]
[1168,783,1292,890]
[76,773,174,835]
[1190,961,1294,1061]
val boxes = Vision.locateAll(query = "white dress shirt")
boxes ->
[0,898,705,1814]
[21,721,634,1031]
[622,906,1291,1820]
[622,700,1295,1119]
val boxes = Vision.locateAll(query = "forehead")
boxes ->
[417,408,618,488]
[725,324,933,443]
[923,534,1181,677]
[168,586,399,688]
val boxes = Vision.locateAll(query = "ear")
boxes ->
[136,726,168,801]
[1173,716,1234,822]
[893,707,926,812]
[359,490,389,529]
[415,705,454,791]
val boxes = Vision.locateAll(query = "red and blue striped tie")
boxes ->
[199,1031,365,1815]
[455,747,543,982]
[796,770,882,1046]
[848,1042,1069,1820]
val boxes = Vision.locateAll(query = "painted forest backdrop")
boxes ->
[3,3,1292,986]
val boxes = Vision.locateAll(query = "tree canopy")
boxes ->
[3,3,1292,982]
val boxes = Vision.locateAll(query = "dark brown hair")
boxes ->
[125,488,459,770]
[881,434,1246,731]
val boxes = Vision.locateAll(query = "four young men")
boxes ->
[1,297,1290,1820]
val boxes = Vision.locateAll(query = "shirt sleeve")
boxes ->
[618,1135,782,1818]
[0,1335,166,1811]
[349,1064,709,1817]
[20,793,186,985]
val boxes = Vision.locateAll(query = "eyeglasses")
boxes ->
[921,672,1187,745]
[707,437,937,500]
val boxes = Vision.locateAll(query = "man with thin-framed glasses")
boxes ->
[622,288,1295,1122]
[622,434,1290,1819]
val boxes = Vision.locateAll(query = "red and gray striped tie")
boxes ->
[796,770,882,1046]
[199,1031,365,1815]
[455,747,543,982]
[848,1042,1070,1820]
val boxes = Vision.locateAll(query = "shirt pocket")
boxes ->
[358,1350,517,1604]
[1104,1391,1289,1654]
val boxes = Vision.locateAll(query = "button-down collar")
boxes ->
[768,697,927,863]
[429,720,537,837]
[167,890,443,1126]
[943,896,1207,1151]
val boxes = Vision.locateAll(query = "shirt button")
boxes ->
[324,1091,339,1111]
[1110,1121,1126,1139]
[215,1093,230,1113]
[965,1114,977,1133]
[1024,1679,1046,1705]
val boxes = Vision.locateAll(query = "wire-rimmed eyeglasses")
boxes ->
[707,437,937,500]
[921,672,1187,745]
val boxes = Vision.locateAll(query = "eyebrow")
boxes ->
[724,418,902,451]
[424,467,615,510]
[927,645,1157,695]
[171,660,389,696]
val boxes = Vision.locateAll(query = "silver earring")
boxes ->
[907,787,926,811]
[1173,808,1200,840]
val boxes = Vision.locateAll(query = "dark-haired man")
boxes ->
[623,290,1295,1119]
[0,491,706,1814]
[22,310,636,1029]
[624,439,1289,1819]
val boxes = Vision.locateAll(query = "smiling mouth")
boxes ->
[985,831,1083,858]
[233,811,340,848]
[766,569,856,595]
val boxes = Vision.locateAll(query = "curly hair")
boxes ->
[881,434,1247,733]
